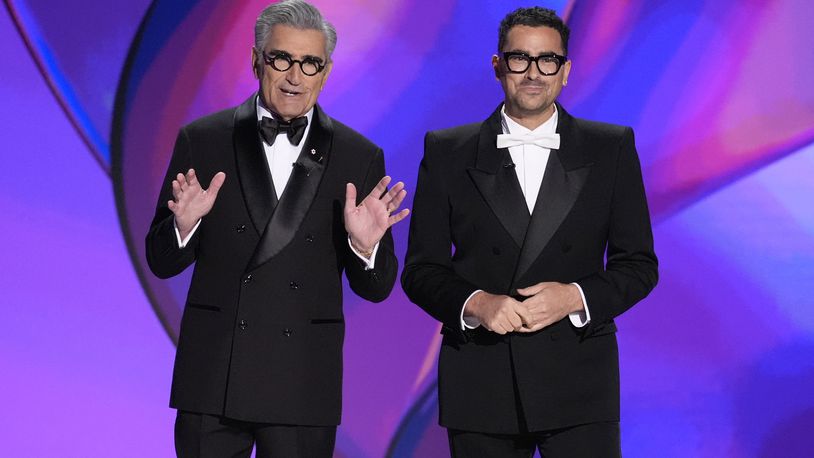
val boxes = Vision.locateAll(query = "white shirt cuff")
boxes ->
[568,282,591,328]
[347,236,379,270]
[460,290,483,330]
[174,219,202,248]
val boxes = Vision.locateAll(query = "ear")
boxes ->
[561,59,572,85]
[251,47,262,80]
[492,54,501,80]
[319,61,333,90]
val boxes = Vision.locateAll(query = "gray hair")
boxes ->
[255,0,338,59]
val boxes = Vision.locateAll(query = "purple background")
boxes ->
[1,0,813,456]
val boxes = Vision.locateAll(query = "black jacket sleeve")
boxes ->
[343,148,398,303]
[401,132,479,336]
[145,127,200,279]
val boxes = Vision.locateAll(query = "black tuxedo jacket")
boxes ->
[402,103,657,433]
[146,94,398,426]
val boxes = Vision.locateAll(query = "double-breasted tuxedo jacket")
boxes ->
[146,94,398,426]
[402,103,658,433]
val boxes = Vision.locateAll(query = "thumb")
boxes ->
[345,183,357,210]
[517,282,546,297]
[207,172,226,197]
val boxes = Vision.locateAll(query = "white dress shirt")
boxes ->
[256,101,312,199]
[460,106,591,330]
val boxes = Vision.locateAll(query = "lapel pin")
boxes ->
[310,148,324,163]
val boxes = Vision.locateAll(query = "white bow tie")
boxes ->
[496,132,560,150]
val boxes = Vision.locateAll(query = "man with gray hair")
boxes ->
[146,1,408,456]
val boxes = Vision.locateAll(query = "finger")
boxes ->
[345,183,358,209]
[492,322,508,335]
[513,304,534,328]
[168,200,178,212]
[517,282,547,297]
[506,311,523,330]
[480,319,499,334]
[176,173,187,189]
[171,180,182,201]
[207,172,226,197]
[517,322,545,333]
[187,168,199,187]
[385,189,408,211]
[387,208,410,225]
[382,181,405,203]
[369,176,392,199]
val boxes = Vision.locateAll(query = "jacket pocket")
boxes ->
[586,321,617,338]
[186,302,221,312]
[310,318,344,324]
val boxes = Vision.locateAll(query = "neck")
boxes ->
[504,103,555,130]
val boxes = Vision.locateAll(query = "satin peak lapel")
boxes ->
[234,94,277,235]
[246,105,333,272]
[467,107,530,248]
[514,105,592,282]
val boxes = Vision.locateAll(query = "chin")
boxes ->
[271,103,305,119]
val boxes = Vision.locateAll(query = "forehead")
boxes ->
[503,25,564,54]
[263,24,326,57]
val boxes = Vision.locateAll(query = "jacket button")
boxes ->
[236,224,246,233]
[239,320,247,330]
[243,274,253,284]
[305,234,314,242]
[289,281,299,290]
[370,272,378,280]
[283,328,292,337]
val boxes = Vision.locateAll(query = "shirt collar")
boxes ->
[500,104,558,136]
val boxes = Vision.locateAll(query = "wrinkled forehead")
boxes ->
[262,25,327,58]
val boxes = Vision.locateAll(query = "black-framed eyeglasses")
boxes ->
[502,52,567,76]
[261,51,326,76]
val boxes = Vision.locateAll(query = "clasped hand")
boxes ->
[465,282,583,335]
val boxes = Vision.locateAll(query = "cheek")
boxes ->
[507,78,522,93]
[308,79,325,98]
[261,71,279,88]
[315,75,328,92]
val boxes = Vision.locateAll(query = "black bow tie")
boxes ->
[259,116,308,146]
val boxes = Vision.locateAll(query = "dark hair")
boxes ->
[498,7,570,55]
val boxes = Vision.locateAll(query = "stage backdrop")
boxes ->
[1,0,812,456]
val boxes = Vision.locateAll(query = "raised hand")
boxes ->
[515,282,584,333]
[344,176,410,256]
[168,168,226,239]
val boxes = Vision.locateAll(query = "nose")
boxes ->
[286,64,303,84]
[525,61,543,80]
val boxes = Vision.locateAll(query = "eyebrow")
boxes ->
[505,49,564,56]
[266,49,325,62]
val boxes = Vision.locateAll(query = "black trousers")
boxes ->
[175,411,336,458]
[448,422,621,458]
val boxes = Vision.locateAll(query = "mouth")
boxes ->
[280,87,303,97]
